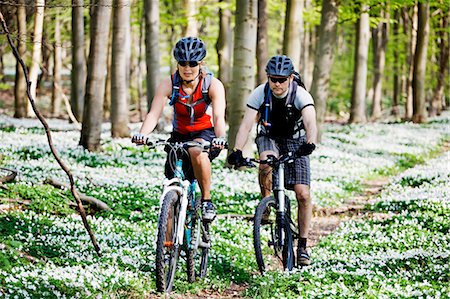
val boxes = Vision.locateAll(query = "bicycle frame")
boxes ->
[159,158,196,248]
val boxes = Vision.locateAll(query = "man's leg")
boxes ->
[293,184,313,266]
[259,150,277,198]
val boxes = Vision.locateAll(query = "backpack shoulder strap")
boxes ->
[261,82,272,127]
[201,70,214,105]
[293,71,307,90]
[169,72,181,106]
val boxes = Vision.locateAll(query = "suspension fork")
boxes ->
[185,182,197,250]
[274,163,286,247]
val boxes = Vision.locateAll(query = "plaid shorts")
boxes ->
[255,135,310,187]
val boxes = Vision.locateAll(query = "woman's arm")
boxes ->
[208,77,227,138]
[139,77,173,135]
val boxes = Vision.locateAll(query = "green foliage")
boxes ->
[0,183,73,215]
[16,146,50,160]
[395,153,425,170]
[85,186,161,221]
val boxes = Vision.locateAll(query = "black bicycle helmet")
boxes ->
[265,55,294,77]
[173,37,207,62]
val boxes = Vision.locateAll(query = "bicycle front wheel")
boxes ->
[155,190,180,292]
[254,196,280,274]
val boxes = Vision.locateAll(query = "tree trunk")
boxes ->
[227,0,257,152]
[104,26,113,120]
[430,12,449,116]
[14,0,28,118]
[71,0,87,122]
[182,0,198,37]
[0,44,4,81]
[412,2,429,123]
[349,4,370,124]
[80,0,112,151]
[371,8,389,120]
[144,0,160,110]
[111,0,131,138]
[216,0,232,89]
[309,0,338,141]
[28,0,46,117]
[129,11,144,120]
[301,0,312,87]
[402,5,418,120]
[392,9,400,118]
[51,15,62,117]
[282,0,303,70]
[256,0,268,85]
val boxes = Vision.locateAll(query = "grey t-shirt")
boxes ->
[247,83,314,112]
[247,82,314,137]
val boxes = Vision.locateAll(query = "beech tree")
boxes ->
[80,0,112,151]
[227,0,257,151]
[349,3,370,124]
[111,0,131,137]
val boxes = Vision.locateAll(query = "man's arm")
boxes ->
[139,77,173,135]
[209,77,227,138]
[234,107,258,150]
[301,106,318,144]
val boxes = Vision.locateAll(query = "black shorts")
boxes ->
[255,135,310,188]
[164,128,219,182]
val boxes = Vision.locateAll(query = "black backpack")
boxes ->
[259,71,306,136]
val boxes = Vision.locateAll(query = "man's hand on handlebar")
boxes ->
[227,148,256,168]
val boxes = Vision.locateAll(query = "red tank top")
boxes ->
[171,74,213,134]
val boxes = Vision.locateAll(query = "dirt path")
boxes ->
[309,177,389,247]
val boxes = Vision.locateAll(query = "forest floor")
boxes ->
[0,94,449,298]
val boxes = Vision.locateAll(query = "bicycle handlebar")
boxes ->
[144,138,228,151]
[240,151,303,169]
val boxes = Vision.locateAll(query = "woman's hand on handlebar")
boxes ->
[131,133,146,145]
[211,137,228,149]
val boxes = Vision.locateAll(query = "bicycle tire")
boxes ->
[199,221,210,278]
[282,197,295,270]
[186,197,210,281]
[155,190,180,292]
[282,214,295,271]
[253,196,279,274]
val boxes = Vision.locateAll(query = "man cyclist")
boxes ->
[132,37,227,222]
[228,55,317,266]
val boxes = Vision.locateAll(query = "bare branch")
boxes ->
[0,10,102,257]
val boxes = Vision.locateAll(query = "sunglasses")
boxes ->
[269,76,289,84]
[178,61,199,67]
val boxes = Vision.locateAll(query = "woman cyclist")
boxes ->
[132,37,227,221]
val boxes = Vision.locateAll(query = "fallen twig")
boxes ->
[0,167,17,183]
[45,178,112,211]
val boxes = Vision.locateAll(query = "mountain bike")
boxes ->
[241,152,300,273]
[143,139,214,292]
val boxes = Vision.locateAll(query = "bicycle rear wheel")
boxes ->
[155,190,180,292]
[199,221,210,278]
